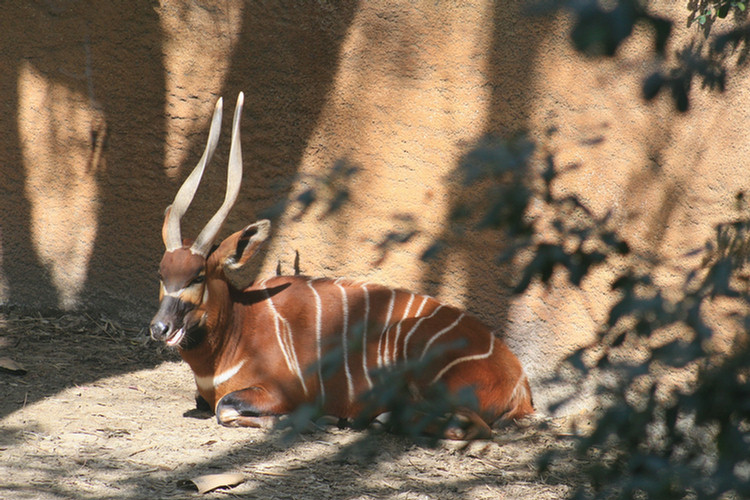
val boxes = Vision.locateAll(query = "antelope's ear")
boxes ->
[219,220,271,289]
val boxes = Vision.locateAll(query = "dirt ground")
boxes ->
[0,312,584,500]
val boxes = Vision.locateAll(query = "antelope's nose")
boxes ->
[150,320,170,341]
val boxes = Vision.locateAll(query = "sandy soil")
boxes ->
[0,312,583,499]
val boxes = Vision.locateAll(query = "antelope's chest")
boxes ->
[191,359,249,408]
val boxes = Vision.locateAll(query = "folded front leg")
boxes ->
[215,386,283,429]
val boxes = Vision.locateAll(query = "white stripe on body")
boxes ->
[194,360,246,391]
[335,280,355,402]
[265,285,309,396]
[389,294,418,365]
[377,289,397,369]
[413,296,429,317]
[306,279,325,400]
[420,313,465,361]
[402,304,444,361]
[266,291,294,372]
[361,284,373,389]
[431,333,495,384]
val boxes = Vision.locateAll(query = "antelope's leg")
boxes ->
[443,409,492,440]
[195,392,212,412]
[404,408,492,441]
[215,386,282,428]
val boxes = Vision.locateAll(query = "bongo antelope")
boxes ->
[149,93,533,439]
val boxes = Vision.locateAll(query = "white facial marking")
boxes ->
[161,279,204,299]
[163,288,184,298]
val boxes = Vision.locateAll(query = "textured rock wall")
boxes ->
[2,1,748,413]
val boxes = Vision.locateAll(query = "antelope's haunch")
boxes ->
[150,93,534,439]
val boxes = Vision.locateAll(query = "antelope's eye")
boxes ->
[190,275,205,286]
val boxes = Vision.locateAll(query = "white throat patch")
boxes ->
[194,360,246,391]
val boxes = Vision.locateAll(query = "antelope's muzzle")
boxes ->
[150,296,194,347]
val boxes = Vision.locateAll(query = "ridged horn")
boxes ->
[162,97,224,252]
[190,92,245,256]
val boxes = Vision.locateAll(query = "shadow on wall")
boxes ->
[420,1,551,345]
[0,1,359,320]
[196,1,360,249]
[0,1,167,314]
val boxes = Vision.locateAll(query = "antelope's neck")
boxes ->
[179,279,239,377]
